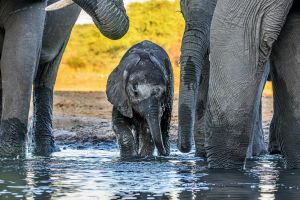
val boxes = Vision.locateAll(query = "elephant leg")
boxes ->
[268,61,281,155]
[30,41,69,156]
[194,57,209,157]
[178,0,217,153]
[0,1,46,157]
[161,121,170,156]
[269,116,281,154]
[138,122,155,157]
[29,4,80,156]
[0,31,4,119]
[206,0,293,168]
[112,107,137,158]
[251,102,268,157]
[270,10,300,168]
[161,90,173,156]
[249,61,270,157]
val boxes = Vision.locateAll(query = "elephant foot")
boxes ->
[206,146,247,169]
[0,118,27,158]
[268,144,281,155]
[207,157,245,169]
[206,136,249,169]
[31,134,60,156]
[120,151,138,158]
[252,142,268,156]
[195,149,206,158]
[194,138,206,157]
[139,150,154,157]
[268,136,281,155]
[119,144,138,158]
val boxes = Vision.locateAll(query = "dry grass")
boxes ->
[55,64,272,96]
[55,63,181,92]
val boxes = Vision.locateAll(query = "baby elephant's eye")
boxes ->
[134,91,139,97]
[152,87,163,97]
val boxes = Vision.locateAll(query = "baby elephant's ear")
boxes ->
[149,54,168,81]
[106,54,140,118]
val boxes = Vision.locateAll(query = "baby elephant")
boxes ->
[106,40,173,157]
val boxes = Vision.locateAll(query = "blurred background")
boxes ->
[55,0,272,95]
[55,0,183,92]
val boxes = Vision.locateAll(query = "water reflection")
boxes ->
[0,147,299,199]
[172,167,261,199]
[247,155,281,200]
[276,169,300,199]
[0,95,299,199]
[0,160,28,199]
[0,158,54,199]
[27,158,53,200]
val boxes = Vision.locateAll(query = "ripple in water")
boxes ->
[0,143,299,200]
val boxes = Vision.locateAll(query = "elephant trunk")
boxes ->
[178,0,216,153]
[145,101,167,156]
[73,0,129,40]
[178,53,200,153]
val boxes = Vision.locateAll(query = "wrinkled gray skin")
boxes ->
[177,0,267,158]
[107,40,173,157]
[206,0,294,168]
[268,4,300,168]
[0,0,129,157]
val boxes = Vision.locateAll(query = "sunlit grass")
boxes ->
[57,0,183,93]
[263,82,272,97]
[55,64,181,92]
[55,64,272,95]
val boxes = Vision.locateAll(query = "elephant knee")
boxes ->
[112,119,137,157]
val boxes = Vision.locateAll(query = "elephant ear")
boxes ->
[106,54,140,118]
[149,53,168,81]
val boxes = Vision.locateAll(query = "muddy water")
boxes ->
[1,96,300,199]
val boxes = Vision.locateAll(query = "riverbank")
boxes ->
[43,91,273,146]
[47,91,178,145]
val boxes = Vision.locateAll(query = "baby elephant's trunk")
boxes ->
[145,99,167,156]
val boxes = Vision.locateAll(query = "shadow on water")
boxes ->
[0,143,300,199]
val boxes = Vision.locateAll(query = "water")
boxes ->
[0,143,300,200]
[1,96,300,199]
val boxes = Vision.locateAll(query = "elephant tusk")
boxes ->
[46,0,74,11]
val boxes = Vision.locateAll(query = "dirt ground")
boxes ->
[53,91,179,121]
[50,92,179,145]
[50,91,273,146]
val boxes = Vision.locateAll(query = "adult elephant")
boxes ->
[0,0,129,157]
[177,0,267,158]
[268,4,300,167]
[206,0,295,168]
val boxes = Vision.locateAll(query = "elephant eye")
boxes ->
[133,91,139,97]
[152,87,164,98]
[129,84,139,97]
